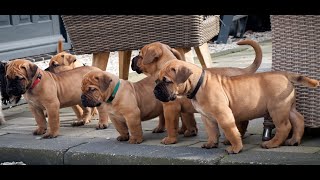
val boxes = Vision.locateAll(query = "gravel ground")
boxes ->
[35,31,272,76]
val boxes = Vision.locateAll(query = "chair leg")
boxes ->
[175,47,195,64]
[92,52,110,71]
[194,43,213,68]
[118,50,132,80]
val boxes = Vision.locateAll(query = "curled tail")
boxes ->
[286,73,319,88]
[57,38,64,53]
[170,48,183,60]
[237,39,263,73]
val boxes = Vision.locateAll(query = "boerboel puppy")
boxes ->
[81,70,165,144]
[45,40,100,128]
[5,59,100,138]
[131,40,262,145]
[1,61,22,105]
[155,59,319,153]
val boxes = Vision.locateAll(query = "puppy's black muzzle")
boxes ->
[131,56,143,74]
[6,80,26,96]
[153,81,176,102]
[81,94,101,107]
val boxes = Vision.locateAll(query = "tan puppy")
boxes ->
[131,40,262,145]
[155,59,319,153]
[46,39,84,72]
[81,70,166,144]
[45,40,100,128]
[5,59,100,138]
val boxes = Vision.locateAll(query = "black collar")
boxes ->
[187,70,205,99]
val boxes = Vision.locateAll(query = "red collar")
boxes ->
[30,74,42,89]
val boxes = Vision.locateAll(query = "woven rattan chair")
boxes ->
[61,15,220,79]
[263,15,320,138]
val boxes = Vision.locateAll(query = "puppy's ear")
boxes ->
[57,39,64,53]
[65,54,77,65]
[143,45,162,64]
[167,45,182,60]
[171,66,193,84]
[95,74,112,92]
[21,62,38,81]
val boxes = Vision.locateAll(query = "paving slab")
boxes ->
[64,139,226,165]
[0,134,92,165]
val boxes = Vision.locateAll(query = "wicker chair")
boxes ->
[61,15,220,79]
[263,16,320,137]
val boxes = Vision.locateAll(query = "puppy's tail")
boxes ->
[170,48,183,60]
[238,39,263,74]
[286,72,319,88]
[57,38,64,53]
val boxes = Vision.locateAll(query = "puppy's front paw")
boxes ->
[42,132,58,139]
[161,137,177,145]
[284,138,300,146]
[71,120,90,126]
[96,123,108,130]
[128,137,143,144]
[201,142,219,149]
[152,126,165,133]
[261,141,279,149]
[33,128,47,135]
[226,145,242,154]
[117,135,129,141]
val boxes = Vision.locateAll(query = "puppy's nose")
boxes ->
[44,67,49,71]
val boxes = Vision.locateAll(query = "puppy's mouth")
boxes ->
[7,82,26,96]
[153,81,177,102]
[81,94,101,107]
[131,56,143,74]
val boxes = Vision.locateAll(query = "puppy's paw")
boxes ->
[161,137,177,145]
[226,145,242,154]
[261,141,279,149]
[96,123,108,130]
[33,128,47,135]
[152,126,165,133]
[183,128,198,137]
[42,132,58,139]
[178,127,186,135]
[201,142,219,149]
[117,135,129,141]
[284,138,300,146]
[71,120,86,127]
[128,137,143,144]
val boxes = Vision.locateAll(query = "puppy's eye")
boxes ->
[53,63,60,67]
[61,55,64,58]
[163,77,172,83]
[15,76,23,80]
[155,79,160,84]
[89,87,95,92]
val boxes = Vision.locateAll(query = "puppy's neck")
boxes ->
[102,72,121,103]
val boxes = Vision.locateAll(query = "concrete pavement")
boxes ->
[2,39,320,165]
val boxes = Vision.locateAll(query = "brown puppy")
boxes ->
[46,40,100,128]
[81,70,165,144]
[155,59,319,153]
[131,39,262,145]
[5,59,100,138]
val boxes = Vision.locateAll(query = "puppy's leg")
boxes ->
[0,113,5,125]
[43,104,60,138]
[201,115,220,149]
[223,120,249,145]
[71,105,92,126]
[213,106,243,154]
[180,112,198,137]
[261,108,292,149]
[29,105,47,135]
[124,110,143,144]
[96,105,109,129]
[285,107,304,146]
[92,107,99,117]
[152,112,165,133]
[111,117,129,141]
[161,102,180,144]
[72,105,83,121]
